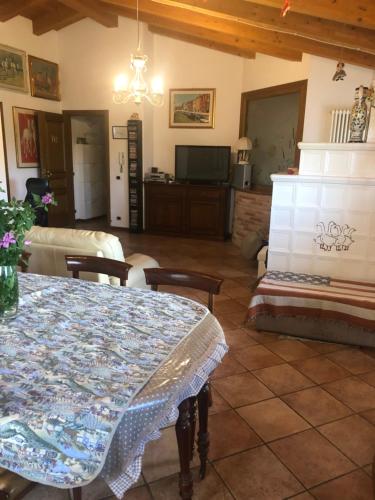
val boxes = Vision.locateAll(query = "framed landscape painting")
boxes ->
[28,55,60,101]
[169,88,215,128]
[13,107,39,168]
[0,44,27,92]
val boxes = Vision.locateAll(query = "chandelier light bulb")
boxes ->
[151,76,164,96]
[114,73,128,92]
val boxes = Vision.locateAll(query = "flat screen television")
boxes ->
[175,145,231,183]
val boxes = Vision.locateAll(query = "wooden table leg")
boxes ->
[189,396,197,461]
[176,398,193,500]
[197,381,210,480]
[70,487,82,500]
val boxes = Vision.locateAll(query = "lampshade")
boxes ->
[235,136,252,151]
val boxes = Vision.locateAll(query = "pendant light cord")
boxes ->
[137,0,141,52]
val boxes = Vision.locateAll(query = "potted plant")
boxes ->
[0,190,56,320]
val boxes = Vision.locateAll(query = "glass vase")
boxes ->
[0,265,19,321]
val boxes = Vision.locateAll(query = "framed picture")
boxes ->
[13,107,39,168]
[0,44,27,93]
[28,55,60,101]
[169,88,215,128]
[112,126,127,139]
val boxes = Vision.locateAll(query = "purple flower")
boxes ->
[24,240,31,246]
[41,193,54,205]
[0,231,16,249]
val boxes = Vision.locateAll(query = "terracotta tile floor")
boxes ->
[25,229,375,499]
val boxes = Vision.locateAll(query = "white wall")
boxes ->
[59,17,158,227]
[151,35,244,175]
[241,53,374,144]
[59,19,244,225]
[1,16,374,226]
[303,56,374,142]
[242,53,310,92]
[0,17,60,200]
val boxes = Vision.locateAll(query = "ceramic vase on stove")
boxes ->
[349,85,368,143]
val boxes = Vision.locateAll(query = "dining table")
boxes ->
[0,273,227,499]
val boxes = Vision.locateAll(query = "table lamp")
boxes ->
[235,137,252,164]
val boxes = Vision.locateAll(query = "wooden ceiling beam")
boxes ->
[32,4,84,34]
[0,0,43,22]
[107,4,302,61]
[151,0,375,54]
[245,0,375,30]
[58,0,118,27]
[103,0,375,68]
[148,25,256,59]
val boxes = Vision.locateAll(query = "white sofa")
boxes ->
[25,226,159,288]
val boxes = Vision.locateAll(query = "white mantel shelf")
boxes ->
[297,141,375,178]
[271,174,375,186]
[298,142,375,151]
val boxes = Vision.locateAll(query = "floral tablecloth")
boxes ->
[0,274,227,498]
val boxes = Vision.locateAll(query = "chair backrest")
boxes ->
[65,255,132,286]
[144,267,223,312]
[18,251,31,273]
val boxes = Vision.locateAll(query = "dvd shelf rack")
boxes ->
[127,119,143,233]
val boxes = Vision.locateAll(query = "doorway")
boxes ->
[239,80,307,188]
[63,110,110,226]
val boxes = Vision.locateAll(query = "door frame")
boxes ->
[63,110,111,226]
[239,80,308,172]
[0,103,10,199]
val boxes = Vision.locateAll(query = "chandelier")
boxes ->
[113,0,164,107]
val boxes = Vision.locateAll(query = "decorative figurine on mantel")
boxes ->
[332,61,347,81]
[349,85,368,143]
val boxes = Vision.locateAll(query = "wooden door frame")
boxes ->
[0,103,10,199]
[239,79,308,170]
[63,110,111,226]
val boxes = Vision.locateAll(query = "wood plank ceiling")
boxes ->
[1,0,375,68]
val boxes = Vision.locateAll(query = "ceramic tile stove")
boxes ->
[268,143,375,283]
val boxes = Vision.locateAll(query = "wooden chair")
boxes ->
[65,255,132,286]
[144,268,223,312]
[144,267,223,485]
[0,467,34,500]
[18,251,31,273]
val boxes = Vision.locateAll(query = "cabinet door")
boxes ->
[186,187,227,239]
[145,184,186,234]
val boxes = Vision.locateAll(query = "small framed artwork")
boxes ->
[0,44,28,93]
[112,126,127,139]
[13,107,39,168]
[28,55,60,101]
[169,88,215,128]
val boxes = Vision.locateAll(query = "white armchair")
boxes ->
[24,226,159,288]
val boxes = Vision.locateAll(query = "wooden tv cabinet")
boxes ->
[144,182,230,240]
